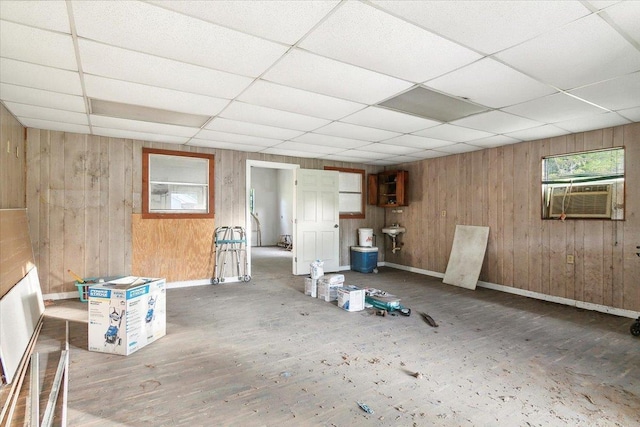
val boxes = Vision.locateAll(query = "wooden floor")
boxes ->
[17,247,640,425]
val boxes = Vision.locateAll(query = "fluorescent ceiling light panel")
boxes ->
[147,0,339,45]
[17,117,89,135]
[194,129,282,147]
[0,83,86,113]
[373,1,589,55]
[425,58,556,108]
[71,1,288,77]
[78,40,253,99]
[90,99,209,128]
[341,106,439,133]
[504,125,568,141]
[238,80,364,120]
[0,58,82,95]
[382,134,454,150]
[5,102,88,125]
[379,87,488,122]
[299,1,481,83]
[554,112,630,133]
[495,14,640,90]
[452,111,541,134]
[569,72,640,111]
[220,102,330,132]
[0,0,70,33]
[206,118,304,140]
[292,133,370,149]
[84,75,229,116]
[313,122,400,142]
[502,93,607,123]
[263,49,413,104]
[90,115,200,138]
[92,127,189,144]
[0,21,77,71]
[413,124,493,143]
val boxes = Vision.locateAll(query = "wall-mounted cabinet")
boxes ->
[368,170,408,207]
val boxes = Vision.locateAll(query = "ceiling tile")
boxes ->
[434,143,483,155]
[92,127,189,144]
[553,112,630,133]
[469,135,523,148]
[78,40,253,99]
[0,58,82,95]
[331,149,388,160]
[373,0,590,55]
[238,80,365,121]
[425,58,557,108]
[504,125,568,141]
[299,1,481,82]
[502,93,607,123]
[194,129,282,147]
[382,134,455,150]
[358,143,423,155]
[220,102,330,132]
[495,14,640,90]
[0,83,86,112]
[187,139,265,152]
[71,0,288,77]
[147,0,339,45]
[413,124,494,142]
[617,106,640,122]
[569,72,640,111]
[261,147,328,158]
[603,1,640,45]
[313,122,400,142]
[5,102,87,125]
[322,154,373,163]
[403,150,448,160]
[1,21,76,70]
[266,141,340,155]
[205,117,304,140]
[452,111,542,134]
[386,155,422,163]
[291,133,370,149]
[340,106,439,133]
[84,75,229,116]
[0,0,70,33]
[18,117,89,134]
[90,115,199,138]
[263,49,413,104]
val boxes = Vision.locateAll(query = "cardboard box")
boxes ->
[317,281,341,302]
[319,273,345,285]
[304,277,317,297]
[337,286,365,312]
[88,276,166,356]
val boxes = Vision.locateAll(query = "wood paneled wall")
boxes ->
[388,123,640,312]
[0,104,26,209]
[25,130,384,294]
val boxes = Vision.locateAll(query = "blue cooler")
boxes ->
[350,246,378,273]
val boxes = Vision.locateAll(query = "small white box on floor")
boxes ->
[320,273,345,285]
[304,277,317,297]
[337,286,365,312]
[88,276,166,356]
[317,281,341,302]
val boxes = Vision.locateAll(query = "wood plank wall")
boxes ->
[25,130,383,294]
[0,104,26,209]
[388,123,640,312]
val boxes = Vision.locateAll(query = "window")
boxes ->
[325,167,365,219]
[542,147,624,220]
[142,148,214,219]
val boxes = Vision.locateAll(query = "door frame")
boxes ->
[245,160,300,276]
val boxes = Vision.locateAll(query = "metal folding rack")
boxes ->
[211,226,251,285]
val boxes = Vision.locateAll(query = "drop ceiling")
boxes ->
[1,0,639,166]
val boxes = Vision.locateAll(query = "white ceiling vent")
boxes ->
[89,99,211,128]
[378,87,489,122]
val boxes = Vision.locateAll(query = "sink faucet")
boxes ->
[391,223,399,227]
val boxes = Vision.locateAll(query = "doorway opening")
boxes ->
[245,160,299,278]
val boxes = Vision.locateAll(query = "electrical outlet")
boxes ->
[441,210,446,217]
[567,254,574,264]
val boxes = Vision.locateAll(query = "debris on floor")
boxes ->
[420,312,439,327]
[357,401,374,414]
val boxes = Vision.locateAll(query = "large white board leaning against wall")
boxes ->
[443,225,490,290]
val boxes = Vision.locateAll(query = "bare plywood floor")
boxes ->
[29,247,640,425]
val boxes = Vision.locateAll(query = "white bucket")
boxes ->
[358,228,374,247]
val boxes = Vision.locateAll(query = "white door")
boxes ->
[294,169,340,275]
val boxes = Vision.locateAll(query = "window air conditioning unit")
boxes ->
[549,184,612,219]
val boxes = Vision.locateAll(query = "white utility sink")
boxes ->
[381,225,406,236]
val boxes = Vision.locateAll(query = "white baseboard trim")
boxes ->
[380,262,639,319]
[167,279,212,289]
[43,291,78,301]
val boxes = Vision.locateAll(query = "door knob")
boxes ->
[334,224,339,228]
